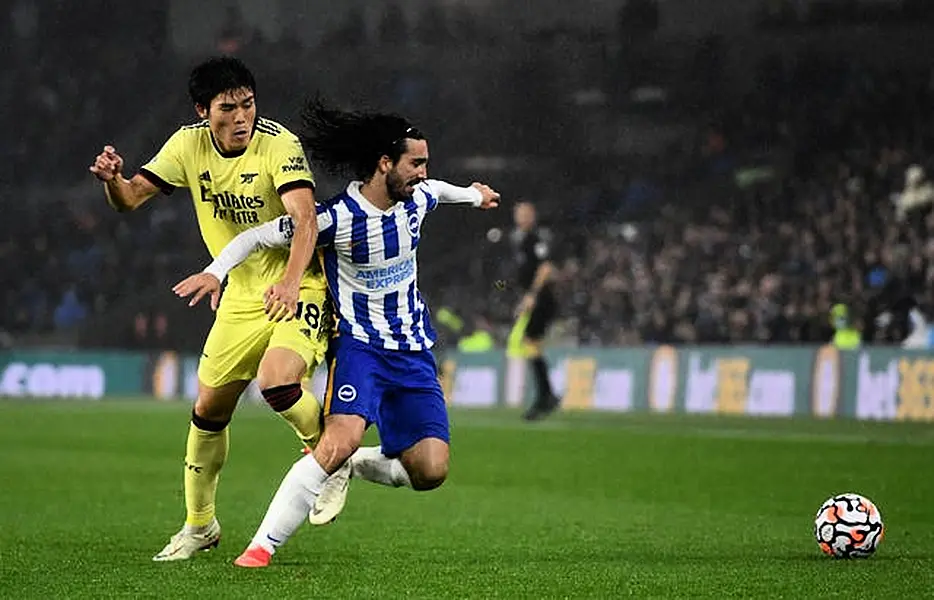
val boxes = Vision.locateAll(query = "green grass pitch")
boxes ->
[1,400,933,599]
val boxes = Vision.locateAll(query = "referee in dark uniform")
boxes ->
[509,201,561,421]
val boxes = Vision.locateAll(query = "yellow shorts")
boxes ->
[197,285,330,389]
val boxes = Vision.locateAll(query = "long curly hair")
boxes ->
[300,97,425,181]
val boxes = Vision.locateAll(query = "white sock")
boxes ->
[251,454,329,554]
[350,446,411,488]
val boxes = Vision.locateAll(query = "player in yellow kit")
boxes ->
[89,57,327,561]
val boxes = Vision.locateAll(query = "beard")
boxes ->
[387,168,422,204]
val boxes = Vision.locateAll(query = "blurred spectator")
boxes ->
[830,304,861,349]
[53,287,88,331]
[217,5,251,54]
[151,312,172,351]
[127,313,150,351]
[894,165,934,222]
[458,313,496,353]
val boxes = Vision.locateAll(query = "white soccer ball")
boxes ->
[814,493,884,558]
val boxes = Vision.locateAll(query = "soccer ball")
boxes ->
[814,493,884,558]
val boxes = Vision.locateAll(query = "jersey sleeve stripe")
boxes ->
[256,118,282,133]
[381,215,400,259]
[255,125,281,137]
[254,118,282,136]
[139,168,176,195]
[276,180,315,196]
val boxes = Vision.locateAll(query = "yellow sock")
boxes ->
[277,387,323,448]
[184,421,229,527]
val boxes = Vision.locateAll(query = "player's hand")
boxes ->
[265,280,300,322]
[472,183,500,210]
[515,292,536,318]
[173,272,222,311]
[89,145,124,182]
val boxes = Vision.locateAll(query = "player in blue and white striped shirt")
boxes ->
[314,175,484,351]
[175,100,499,567]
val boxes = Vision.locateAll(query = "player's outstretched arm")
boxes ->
[265,186,318,322]
[424,180,500,209]
[173,218,293,310]
[89,145,160,212]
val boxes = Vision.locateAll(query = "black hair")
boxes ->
[188,56,256,109]
[300,97,425,181]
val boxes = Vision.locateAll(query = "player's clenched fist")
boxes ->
[89,145,125,182]
[471,182,500,209]
[173,272,222,311]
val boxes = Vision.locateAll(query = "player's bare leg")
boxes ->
[153,379,248,561]
[400,437,449,490]
[256,347,322,450]
[310,437,448,526]
[234,414,364,567]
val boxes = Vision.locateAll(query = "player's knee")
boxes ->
[255,371,301,391]
[193,395,235,423]
[195,380,246,422]
[410,460,448,491]
[402,438,449,490]
[256,348,307,390]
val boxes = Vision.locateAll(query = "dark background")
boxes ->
[4,0,933,352]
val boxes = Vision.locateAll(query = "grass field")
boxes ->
[1,400,933,599]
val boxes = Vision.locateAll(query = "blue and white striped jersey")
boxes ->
[204,179,482,351]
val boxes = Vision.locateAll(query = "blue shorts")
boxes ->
[323,335,450,457]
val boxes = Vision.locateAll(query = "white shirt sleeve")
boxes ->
[203,216,293,282]
[423,179,483,207]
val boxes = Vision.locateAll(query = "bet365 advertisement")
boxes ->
[442,345,934,421]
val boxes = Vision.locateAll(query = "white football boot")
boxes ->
[309,460,352,525]
[152,518,221,561]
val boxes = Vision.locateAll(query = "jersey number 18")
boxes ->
[295,301,320,329]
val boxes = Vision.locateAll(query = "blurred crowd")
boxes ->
[0,189,203,349]
[3,2,934,351]
[577,62,934,346]
[475,57,934,347]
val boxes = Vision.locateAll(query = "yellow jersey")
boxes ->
[140,117,325,305]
